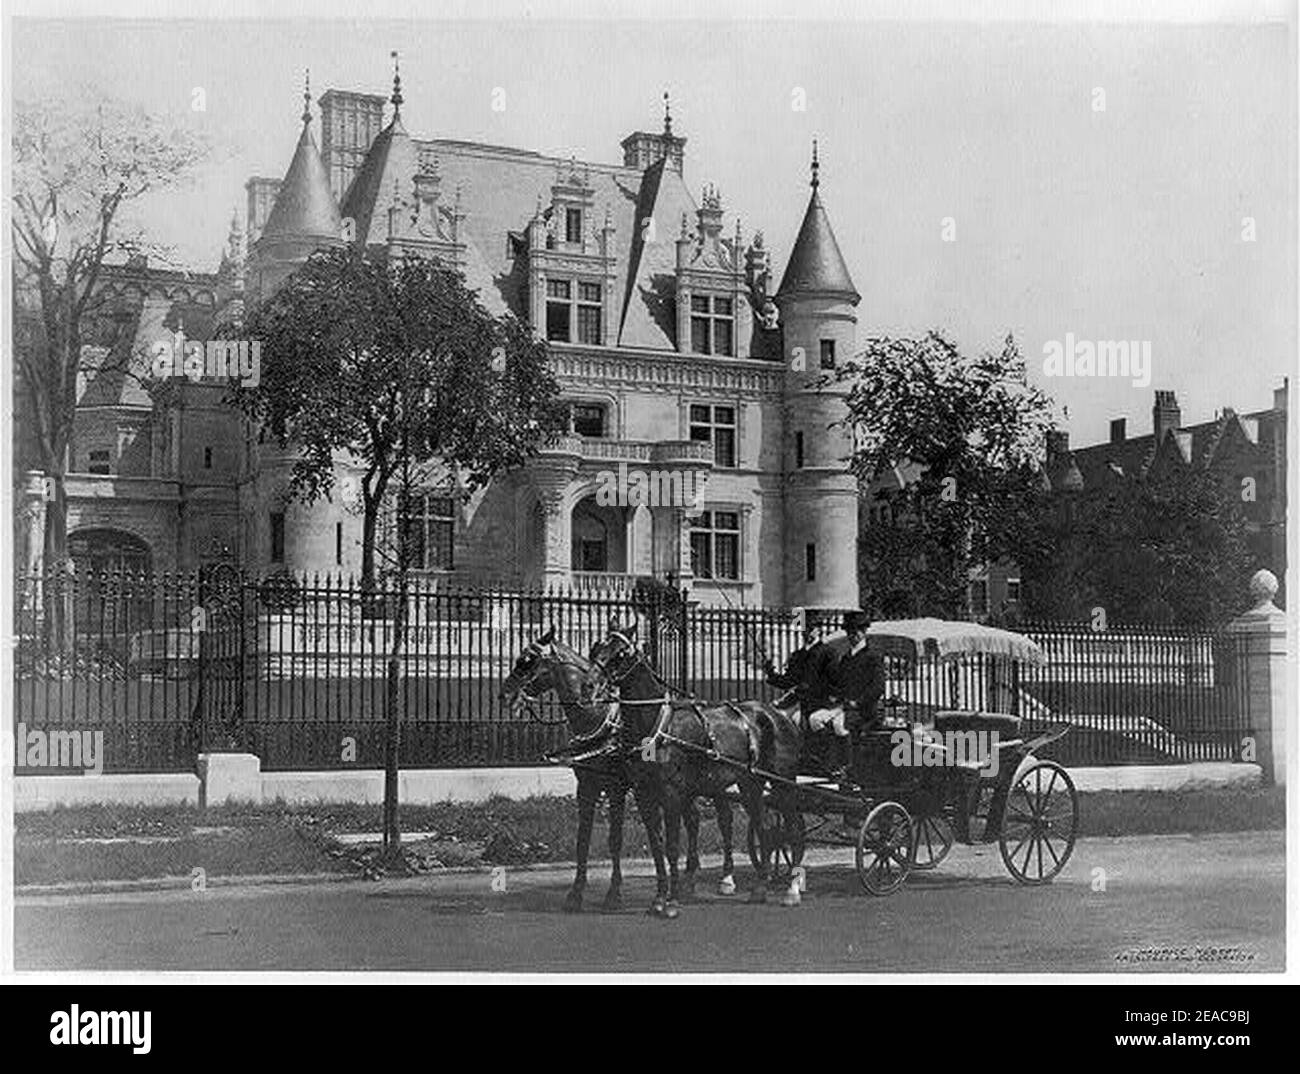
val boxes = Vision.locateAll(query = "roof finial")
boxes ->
[811,138,820,190]
[302,69,311,125]
[390,50,403,116]
[663,91,672,136]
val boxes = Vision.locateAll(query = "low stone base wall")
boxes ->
[12,760,1258,812]
[15,772,201,811]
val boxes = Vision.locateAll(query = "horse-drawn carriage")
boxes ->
[501,614,1079,914]
[747,618,1080,896]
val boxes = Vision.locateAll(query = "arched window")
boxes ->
[68,529,152,577]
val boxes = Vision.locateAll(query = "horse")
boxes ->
[499,628,735,915]
[589,615,804,913]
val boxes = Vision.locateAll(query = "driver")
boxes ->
[806,610,885,780]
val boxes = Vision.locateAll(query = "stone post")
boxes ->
[1226,570,1290,785]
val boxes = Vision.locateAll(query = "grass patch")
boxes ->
[14,784,1284,887]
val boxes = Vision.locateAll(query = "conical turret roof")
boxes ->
[777,144,859,303]
[261,106,343,244]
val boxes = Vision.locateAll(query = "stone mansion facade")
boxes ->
[24,70,865,608]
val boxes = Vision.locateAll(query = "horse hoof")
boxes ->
[748,887,768,905]
[648,898,667,918]
[781,884,803,908]
[600,890,623,913]
[717,875,737,897]
[563,892,584,914]
[664,900,681,920]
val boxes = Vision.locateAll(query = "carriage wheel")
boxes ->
[999,761,1078,885]
[855,802,913,896]
[747,810,806,880]
[909,812,954,871]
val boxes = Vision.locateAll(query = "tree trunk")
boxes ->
[40,469,73,652]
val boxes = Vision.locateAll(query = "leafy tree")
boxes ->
[11,90,211,640]
[233,246,564,861]
[837,331,1057,618]
[1020,466,1256,628]
[234,246,565,592]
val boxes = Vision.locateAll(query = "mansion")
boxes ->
[22,69,865,608]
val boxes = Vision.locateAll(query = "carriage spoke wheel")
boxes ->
[855,802,913,896]
[909,812,954,872]
[747,809,805,881]
[999,761,1078,885]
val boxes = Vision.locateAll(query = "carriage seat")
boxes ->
[933,711,1023,738]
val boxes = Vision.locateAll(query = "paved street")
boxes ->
[15,831,1284,973]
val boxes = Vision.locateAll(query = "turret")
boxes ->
[246,71,345,306]
[776,142,861,608]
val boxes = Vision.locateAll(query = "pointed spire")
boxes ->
[259,74,344,244]
[302,68,312,125]
[663,90,673,136]
[777,139,859,304]
[390,50,403,117]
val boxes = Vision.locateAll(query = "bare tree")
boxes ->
[11,89,211,641]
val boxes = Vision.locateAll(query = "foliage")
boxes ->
[233,246,565,588]
[837,331,1057,618]
[1019,465,1257,627]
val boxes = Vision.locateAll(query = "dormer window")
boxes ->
[690,295,734,356]
[565,208,583,244]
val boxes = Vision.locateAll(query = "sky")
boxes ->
[9,8,1296,446]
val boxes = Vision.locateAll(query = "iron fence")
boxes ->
[13,570,1253,773]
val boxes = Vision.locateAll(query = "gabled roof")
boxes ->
[618,157,698,349]
[1072,408,1273,489]
[261,118,343,244]
[340,115,417,248]
[777,187,859,303]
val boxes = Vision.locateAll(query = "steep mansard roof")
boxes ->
[260,118,343,244]
[776,186,859,303]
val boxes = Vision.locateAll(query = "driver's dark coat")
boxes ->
[808,637,885,717]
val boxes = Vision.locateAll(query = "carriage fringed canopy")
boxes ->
[864,618,1048,667]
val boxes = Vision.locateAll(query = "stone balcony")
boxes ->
[537,436,714,469]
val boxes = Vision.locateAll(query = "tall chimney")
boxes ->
[1152,390,1181,444]
[1109,417,1127,444]
[318,89,388,202]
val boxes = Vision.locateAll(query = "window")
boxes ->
[336,522,344,567]
[565,208,583,244]
[203,446,213,470]
[545,279,603,344]
[87,450,111,475]
[970,579,989,617]
[1006,578,1022,604]
[577,281,602,345]
[270,512,285,564]
[689,294,735,356]
[401,493,455,570]
[688,404,737,468]
[545,279,571,342]
[568,401,606,438]
[795,431,804,469]
[820,339,837,369]
[690,511,740,581]
[805,543,816,582]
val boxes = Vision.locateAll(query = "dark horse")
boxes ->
[589,615,804,913]
[500,628,746,916]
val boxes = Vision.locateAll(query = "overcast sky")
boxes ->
[10,10,1295,445]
